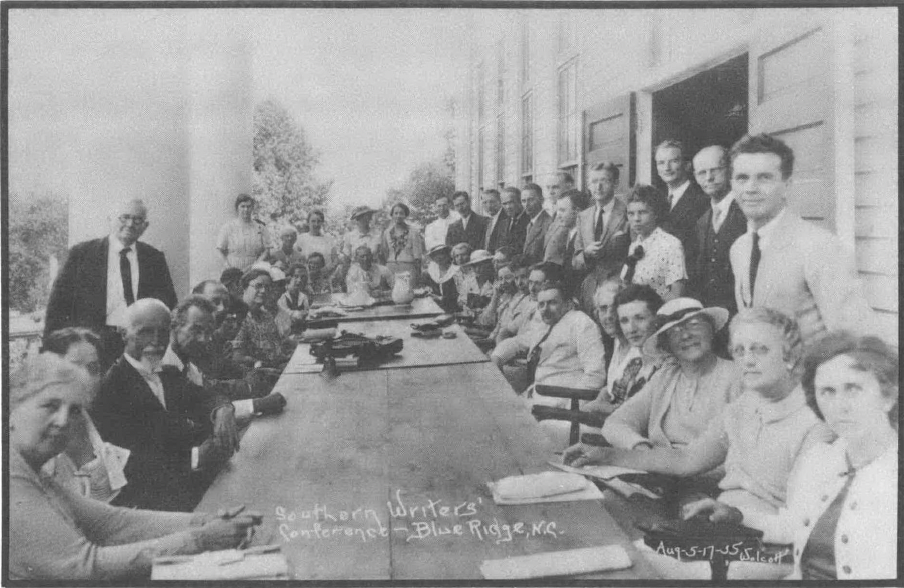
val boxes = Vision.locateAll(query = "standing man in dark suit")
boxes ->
[573,162,630,312]
[445,191,489,251]
[655,140,709,262]
[499,186,529,253]
[688,145,747,316]
[482,189,508,253]
[44,198,177,365]
[92,298,239,512]
[521,183,553,265]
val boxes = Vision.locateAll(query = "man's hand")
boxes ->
[682,498,744,525]
[212,404,240,454]
[583,241,604,259]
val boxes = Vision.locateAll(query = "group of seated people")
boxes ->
[11,131,894,581]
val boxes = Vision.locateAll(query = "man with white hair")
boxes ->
[44,199,177,364]
[92,299,239,512]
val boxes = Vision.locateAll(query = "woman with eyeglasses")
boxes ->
[216,194,271,272]
[682,332,897,580]
[40,328,129,503]
[594,297,741,451]
[231,268,295,370]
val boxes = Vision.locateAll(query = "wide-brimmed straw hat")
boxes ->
[350,205,377,220]
[642,297,729,356]
[462,249,494,266]
[427,243,451,257]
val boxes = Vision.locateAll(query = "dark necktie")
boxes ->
[610,357,643,405]
[749,232,761,305]
[623,245,645,284]
[526,323,555,384]
[120,247,135,305]
[594,207,604,241]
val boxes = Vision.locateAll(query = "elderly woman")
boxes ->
[422,243,460,313]
[231,268,295,369]
[40,328,128,503]
[620,184,686,300]
[685,332,896,580]
[595,297,740,449]
[216,194,270,272]
[9,353,260,580]
[567,308,834,518]
[295,209,339,273]
[382,202,425,285]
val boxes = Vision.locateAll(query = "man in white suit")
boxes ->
[728,134,874,345]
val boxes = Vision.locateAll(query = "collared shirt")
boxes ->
[710,191,736,232]
[667,179,691,210]
[519,309,607,390]
[528,210,544,228]
[717,385,834,516]
[105,234,140,327]
[460,212,473,231]
[123,353,165,409]
[734,208,787,306]
[491,292,536,341]
[593,199,616,235]
[621,227,687,299]
[346,263,394,293]
[485,210,504,247]
[424,212,459,251]
[161,345,253,420]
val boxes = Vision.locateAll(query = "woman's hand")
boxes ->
[191,512,263,551]
[562,443,618,467]
[681,498,743,525]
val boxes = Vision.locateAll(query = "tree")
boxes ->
[382,160,455,228]
[9,192,68,313]
[252,99,332,228]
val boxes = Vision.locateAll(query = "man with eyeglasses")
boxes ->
[45,198,177,365]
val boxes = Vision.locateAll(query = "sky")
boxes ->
[7,8,484,210]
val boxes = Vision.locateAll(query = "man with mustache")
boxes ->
[92,299,240,512]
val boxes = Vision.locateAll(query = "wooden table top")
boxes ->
[309,295,443,323]
[282,320,489,374]
[196,361,656,580]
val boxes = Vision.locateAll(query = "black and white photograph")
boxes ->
[4,2,899,583]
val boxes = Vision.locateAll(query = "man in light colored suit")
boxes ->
[573,162,630,313]
[729,134,875,345]
[521,183,553,265]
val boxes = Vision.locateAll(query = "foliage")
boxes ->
[381,160,455,228]
[252,99,333,228]
[9,192,69,313]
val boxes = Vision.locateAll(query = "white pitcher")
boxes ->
[391,271,415,305]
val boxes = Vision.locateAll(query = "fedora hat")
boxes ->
[462,249,494,266]
[642,297,729,356]
[350,205,377,220]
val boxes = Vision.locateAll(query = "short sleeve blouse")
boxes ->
[622,227,687,298]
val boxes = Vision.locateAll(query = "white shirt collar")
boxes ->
[109,233,135,253]
[749,207,786,248]
[529,210,544,223]
[123,351,162,378]
[713,191,735,215]
[161,344,186,372]
[667,179,691,208]
[595,198,616,216]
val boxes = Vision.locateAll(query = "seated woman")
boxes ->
[345,245,394,299]
[422,244,460,313]
[232,268,296,369]
[306,252,334,297]
[621,184,686,301]
[457,249,496,313]
[277,263,311,335]
[449,242,472,300]
[566,307,834,517]
[585,284,665,419]
[599,297,740,450]
[9,353,261,581]
[41,328,128,503]
[489,255,536,345]
[685,332,897,580]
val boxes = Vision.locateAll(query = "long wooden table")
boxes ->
[282,320,489,374]
[197,360,656,580]
[309,295,443,322]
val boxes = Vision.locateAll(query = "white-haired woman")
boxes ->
[9,354,260,580]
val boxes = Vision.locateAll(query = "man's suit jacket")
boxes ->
[483,210,509,253]
[499,211,530,254]
[44,237,177,337]
[661,182,709,263]
[688,200,747,314]
[446,213,489,252]
[92,357,229,511]
[572,199,630,313]
[522,210,553,265]
[730,211,876,345]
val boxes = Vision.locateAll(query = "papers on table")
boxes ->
[488,471,603,504]
[480,545,632,579]
[151,546,289,580]
[547,460,646,480]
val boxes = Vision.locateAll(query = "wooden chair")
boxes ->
[531,385,607,446]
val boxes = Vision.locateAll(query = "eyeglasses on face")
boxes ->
[119,214,147,225]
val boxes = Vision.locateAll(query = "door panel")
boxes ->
[583,93,635,193]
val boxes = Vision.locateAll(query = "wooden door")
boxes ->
[583,93,635,194]
[748,20,834,230]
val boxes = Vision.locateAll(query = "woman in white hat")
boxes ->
[422,244,460,312]
[457,249,496,312]
[592,297,741,450]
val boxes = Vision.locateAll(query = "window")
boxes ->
[521,93,533,178]
[496,115,505,186]
[477,127,485,191]
[557,60,578,164]
[557,16,577,55]
[477,62,485,127]
[521,21,530,86]
[497,43,505,108]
